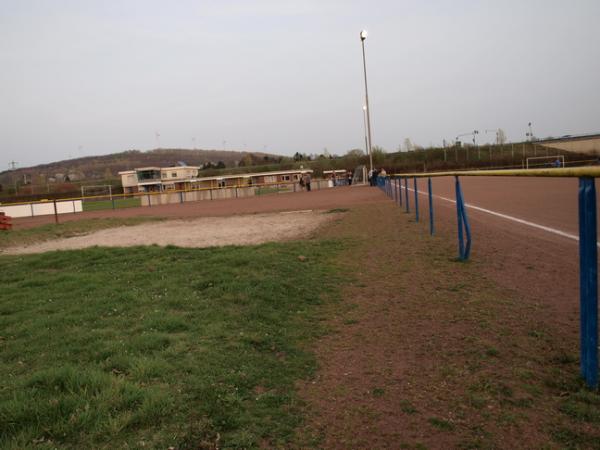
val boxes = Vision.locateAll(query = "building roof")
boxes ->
[161,166,199,171]
[194,169,313,182]
[120,167,313,183]
[134,167,162,171]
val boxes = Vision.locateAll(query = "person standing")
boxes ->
[305,173,312,191]
[371,168,379,186]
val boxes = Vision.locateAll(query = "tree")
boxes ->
[293,152,304,161]
[238,154,253,167]
[346,149,364,158]
[497,129,507,145]
[216,161,226,169]
[372,146,386,165]
[403,138,413,152]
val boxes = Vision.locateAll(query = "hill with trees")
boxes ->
[0,148,284,199]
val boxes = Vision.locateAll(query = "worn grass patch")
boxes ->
[0,239,344,448]
[0,217,162,250]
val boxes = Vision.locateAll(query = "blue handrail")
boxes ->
[428,177,434,235]
[383,172,598,389]
[455,176,472,260]
[578,177,598,389]
[413,177,419,222]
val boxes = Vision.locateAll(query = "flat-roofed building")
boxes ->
[119,166,200,193]
[119,167,313,194]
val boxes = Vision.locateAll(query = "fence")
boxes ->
[377,167,600,390]
[0,199,83,220]
[0,178,340,221]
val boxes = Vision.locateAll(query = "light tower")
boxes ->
[360,30,374,173]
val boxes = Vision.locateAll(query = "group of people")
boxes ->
[368,168,387,186]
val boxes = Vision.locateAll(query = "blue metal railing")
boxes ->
[579,177,598,389]
[379,170,599,389]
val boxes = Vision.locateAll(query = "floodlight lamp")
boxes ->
[363,105,367,111]
[360,30,368,40]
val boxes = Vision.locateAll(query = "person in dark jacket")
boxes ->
[371,169,379,186]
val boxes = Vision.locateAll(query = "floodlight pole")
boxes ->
[362,105,369,158]
[360,30,374,173]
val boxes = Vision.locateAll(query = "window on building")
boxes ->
[218,180,226,188]
[265,176,276,183]
[282,175,291,181]
[172,172,177,177]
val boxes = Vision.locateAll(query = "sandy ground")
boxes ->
[5,210,333,255]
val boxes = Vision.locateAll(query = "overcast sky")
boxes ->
[1,0,599,167]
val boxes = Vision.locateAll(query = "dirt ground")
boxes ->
[4,210,334,255]
[295,194,598,449]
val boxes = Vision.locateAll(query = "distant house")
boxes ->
[119,166,313,194]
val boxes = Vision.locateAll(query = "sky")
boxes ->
[1,0,599,167]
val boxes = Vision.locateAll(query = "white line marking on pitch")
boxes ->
[391,181,597,247]
[280,209,313,214]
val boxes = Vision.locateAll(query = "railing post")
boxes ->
[404,177,409,212]
[398,177,402,207]
[578,176,598,389]
[414,177,419,222]
[428,177,434,235]
[455,176,472,260]
[147,194,151,207]
[53,199,59,224]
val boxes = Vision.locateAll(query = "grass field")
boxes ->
[0,238,344,448]
[82,197,141,212]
